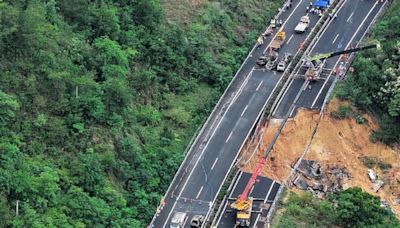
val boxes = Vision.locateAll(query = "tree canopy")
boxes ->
[0,0,283,226]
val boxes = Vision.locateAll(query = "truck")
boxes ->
[270,31,286,50]
[294,16,310,33]
[170,212,187,228]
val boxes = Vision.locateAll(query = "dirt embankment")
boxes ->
[240,99,400,217]
[240,109,320,181]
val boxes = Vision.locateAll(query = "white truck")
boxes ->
[170,212,187,228]
[294,16,310,33]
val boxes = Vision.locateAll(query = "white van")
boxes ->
[170,212,187,228]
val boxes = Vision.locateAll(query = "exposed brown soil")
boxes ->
[241,109,320,182]
[239,99,400,217]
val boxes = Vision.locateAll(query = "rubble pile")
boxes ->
[290,160,351,198]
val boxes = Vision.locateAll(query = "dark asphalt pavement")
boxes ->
[273,0,385,118]
[214,172,280,228]
[151,0,320,227]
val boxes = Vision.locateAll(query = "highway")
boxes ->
[273,0,385,118]
[211,0,386,227]
[214,172,280,228]
[151,0,322,227]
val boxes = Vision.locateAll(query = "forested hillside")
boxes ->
[335,0,400,145]
[274,188,400,227]
[0,0,281,226]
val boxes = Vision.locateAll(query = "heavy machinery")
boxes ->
[230,157,267,227]
[304,42,380,81]
[270,31,286,50]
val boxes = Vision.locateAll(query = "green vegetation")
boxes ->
[359,155,392,170]
[274,188,400,227]
[0,0,282,226]
[334,0,400,144]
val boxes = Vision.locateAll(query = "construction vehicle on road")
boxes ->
[294,16,310,33]
[304,42,380,81]
[230,157,267,227]
[270,31,286,50]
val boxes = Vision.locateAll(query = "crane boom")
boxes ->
[311,43,380,63]
[239,157,267,201]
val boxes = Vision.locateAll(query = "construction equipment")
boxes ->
[304,43,380,81]
[270,31,286,50]
[230,157,267,227]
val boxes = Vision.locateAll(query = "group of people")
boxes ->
[306,1,337,19]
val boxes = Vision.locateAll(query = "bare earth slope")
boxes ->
[240,99,400,217]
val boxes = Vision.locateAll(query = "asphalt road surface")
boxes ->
[273,0,385,118]
[151,0,322,227]
[214,172,280,228]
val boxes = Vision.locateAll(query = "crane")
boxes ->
[304,42,380,81]
[230,157,267,227]
[229,42,381,227]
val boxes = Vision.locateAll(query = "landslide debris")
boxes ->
[239,99,400,217]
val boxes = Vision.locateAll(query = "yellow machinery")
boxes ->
[270,31,286,50]
[230,157,267,227]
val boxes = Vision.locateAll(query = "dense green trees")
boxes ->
[335,0,400,144]
[0,0,283,226]
[275,188,400,227]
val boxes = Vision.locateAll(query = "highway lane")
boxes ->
[151,0,322,227]
[214,172,280,227]
[273,0,385,117]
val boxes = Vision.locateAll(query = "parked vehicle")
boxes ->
[190,215,204,227]
[170,212,187,228]
[294,16,310,33]
[277,53,292,71]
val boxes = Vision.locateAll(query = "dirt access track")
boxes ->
[240,99,400,217]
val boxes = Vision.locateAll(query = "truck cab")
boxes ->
[170,212,187,228]
[294,16,310,33]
